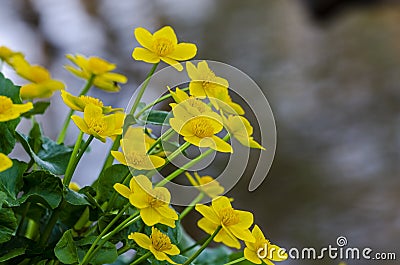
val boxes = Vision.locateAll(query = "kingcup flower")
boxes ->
[185,172,224,198]
[195,196,255,249]
[170,106,232,153]
[12,56,65,100]
[65,54,127,92]
[0,153,12,172]
[222,114,265,150]
[244,225,287,265]
[61,90,122,113]
[0,46,22,65]
[71,104,124,142]
[186,61,244,115]
[123,175,178,227]
[169,87,212,116]
[111,127,165,170]
[0,95,33,122]
[132,26,197,71]
[129,227,180,264]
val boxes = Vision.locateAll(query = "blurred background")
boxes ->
[1,0,399,264]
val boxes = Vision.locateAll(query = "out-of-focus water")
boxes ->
[1,1,399,264]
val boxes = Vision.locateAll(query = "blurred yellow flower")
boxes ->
[132,26,197,71]
[111,127,165,170]
[128,175,178,227]
[195,196,255,249]
[170,107,232,153]
[61,90,122,113]
[0,46,22,65]
[12,56,65,100]
[185,172,224,198]
[113,177,136,205]
[168,87,212,116]
[71,104,124,142]
[65,54,127,92]
[187,61,244,115]
[222,114,265,150]
[128,227,180,264]
[0,95,33,122]
[0,153,13,172]
[244,225,287,265]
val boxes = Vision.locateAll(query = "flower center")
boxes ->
[220,207,240,226]
[147,190,166,208]
[153,38,174,56]
[87,118,106,134]
[151,228,172,252]
[191,117,215,138]
[0,96,13,113]
[79,96,104,107]
[126,151,147,166]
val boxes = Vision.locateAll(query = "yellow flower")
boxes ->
[185,172,224,198]
[71,104,124,142]
[222,114,265,150]
[113,177,136,205]
[111,127,165,170]
[0,46,23,65]
[12,56,65,100]
[244,225,287,265]
[65,54,127,92]
[128,227,180,264]
[169,106,232,153]
[195,196,255,249]
[0,153,13,172]
[61,90,122,113]
[132,26,197,71]
[168,87,212,116]
[127,175,178,227]
[187,61,244,115]
[0,95,33,122]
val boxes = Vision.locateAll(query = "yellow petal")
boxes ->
[132,47,160,63]
[169,43,197,60]
[150,246,177,264]
[129,232,151,250]
[236,210,254,229]
[269,244,288,261]
[111,151,128,166]
[252,225,266,242]
[134,27,154,50]
[195,204,220,224]
[149,155,166,168]
[164,244,180,256]
[160,57,183,71]
[159,216,177,228]
[228,226,255,243]
[140,207,162,226]
[189,82,207,98]
[71,115,89,134]
[153,26,177,45]
[212,196,232,214]
[214,228,241,249]
[244,248,262,264]
[197,217,219,235]
[210,135,233,153]
[0,154,13,172]
[129,192,149,209]
[153,186,171,203]
[155,205,178,220]
[132,175,153,193]
[113,183,131,199]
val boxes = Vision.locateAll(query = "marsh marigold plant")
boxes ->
[0,25,285,265]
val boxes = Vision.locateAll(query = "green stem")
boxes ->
[105,171,131,212]
[74,135,94,167]
[117,244,132,255]
[16,202,30,236]
[80,204,131,265]
[130,251,152,265]
[57,75,95,144]
[147,127,175,155]
[183,226,222,265]
[156,134,231,187]
[179,192,204,220]
[39,201,64,246]
[224,257,246,265]
[64,131,84,187]
[180,235,209,255]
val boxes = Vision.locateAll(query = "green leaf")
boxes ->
[0,207,18,244]
[17,132,72,175]
[65,188,91,206]
[94,164,130,209]
[138,110,171,125]
[21,101,51,118]
[0,73,22,154]
[76,236,118,265]
[54,230,79,264]
[18,171,63,209]
[0,236,35,262]
[0,159,27,207]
